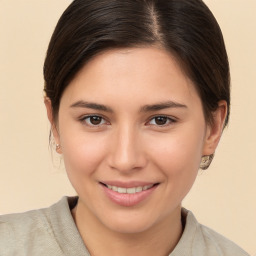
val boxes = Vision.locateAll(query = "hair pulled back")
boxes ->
[44,0,230,127]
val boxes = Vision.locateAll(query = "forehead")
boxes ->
[60,47,201,108]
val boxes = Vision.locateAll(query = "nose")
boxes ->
[108,125,147,173]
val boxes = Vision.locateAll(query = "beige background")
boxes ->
[0,0,255,254]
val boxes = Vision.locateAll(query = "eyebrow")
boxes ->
[70,100,187,112]
[140,101,187,112]
[70,101,113,112]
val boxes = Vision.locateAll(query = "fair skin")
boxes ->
[45,47,227,256]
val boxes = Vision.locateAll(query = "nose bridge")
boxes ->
[109,122,145,172]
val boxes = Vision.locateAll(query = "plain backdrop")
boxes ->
[0,0,255,254]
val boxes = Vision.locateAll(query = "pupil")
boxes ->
[90,116,102,125]
[155,116,167,125]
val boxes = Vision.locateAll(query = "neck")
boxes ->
[72,201,183,256]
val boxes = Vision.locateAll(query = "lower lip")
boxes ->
[101,184,158,207]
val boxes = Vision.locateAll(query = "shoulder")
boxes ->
[0,206,48,237]
[0,207,50,255]
[171,208,249,256]
[0,197,74,256]
[198,222,249,256]
[0,205,50,230]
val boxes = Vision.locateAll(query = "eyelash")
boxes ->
[79,115,176,127]
[79,115,109,127]
[146,115,176,127]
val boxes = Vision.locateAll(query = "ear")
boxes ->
[202,100,228,156]
[44,97,62,154]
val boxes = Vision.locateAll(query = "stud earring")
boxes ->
[56,144,61,152]
[200,154,214,170]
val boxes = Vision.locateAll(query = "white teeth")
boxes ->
[127,188,136,194]
[143,185,153,191]
[135,186,143,192]
[112,186,118,192]
[106,184,154,194]
[117,187,127,193]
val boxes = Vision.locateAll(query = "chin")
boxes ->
[97,210,161,235]
[106,220,155,234]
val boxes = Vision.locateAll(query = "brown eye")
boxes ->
[154,116,168,125]
[89,116,103,125]
[81,115,107,126]
[148,116,175,126]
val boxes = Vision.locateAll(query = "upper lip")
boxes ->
[100,181,159,188]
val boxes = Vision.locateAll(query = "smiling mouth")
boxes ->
[100,183,159,194]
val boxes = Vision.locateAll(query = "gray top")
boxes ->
[0,197,249,256]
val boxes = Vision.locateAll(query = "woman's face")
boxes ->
[48,47,224,234]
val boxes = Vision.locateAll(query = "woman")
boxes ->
[0,0,249,255]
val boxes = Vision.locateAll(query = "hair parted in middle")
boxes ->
[44,0,230,130]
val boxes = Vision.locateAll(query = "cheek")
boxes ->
[149,129,203,167]
[59,130,108,177]
[148,133,204,212]
[146,125,205,190]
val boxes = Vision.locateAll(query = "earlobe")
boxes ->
[44,97,62,154]
[203,100,227,156]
